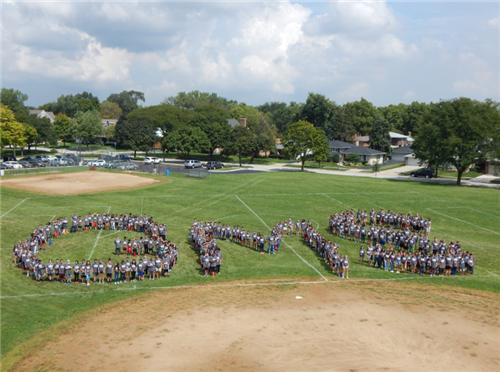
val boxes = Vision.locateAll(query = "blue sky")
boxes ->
[2,1,499,109]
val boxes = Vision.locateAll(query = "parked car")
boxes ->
[120,162,138,170]
[206,161,224,170]
[4,161,23,169]
[118,154,132,162]
[65,158,76,166]
[35,155,50,162]
[0,163,7,170]
[21,156,37,162]
[3,155,17,162]
[144,157,162,164]
[410,169,435,178]
[18,161,32,168]
[105,160,124,169]
[89,159,106,167]
[27,159,46,167]
[184,160,203,169]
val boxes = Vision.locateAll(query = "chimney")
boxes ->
[239,117,247,127]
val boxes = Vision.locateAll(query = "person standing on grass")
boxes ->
[65,259,73,284]
[73,260,81,284]
[147,259,155,280]
[112,262,119,284]
[84,261,91,286]
[202,252,210,277]
[98,259,105,283]
[343,255,349,279]
[106,259,113,283]
[359,246,365,265]
[137,259,144,281]
[119,260,126,283]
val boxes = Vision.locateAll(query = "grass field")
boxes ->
[1,170,499,363]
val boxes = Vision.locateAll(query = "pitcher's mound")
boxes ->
[1,171,159,195]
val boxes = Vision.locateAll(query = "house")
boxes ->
[29,110,55,123]
[227,118,247,127]
[389,131,414,148]
[391,146,413,163]
[328,140,352,153]
[102,119,118,128]
[485,159,500,176]
[404,154,422,166]
[351,135,370,147]
[342,146,385,165]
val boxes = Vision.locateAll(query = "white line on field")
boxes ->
[427,208,500,235]
[99,231,119,239]
[87,207,111,260]
[0,198,30,219]
[431,227,499,250]
[141,191,419,198]
[16,205,109,210]
[1,275,494,299]
[430,206,500,219]
[322,194,357,211]
[235,195,327,281]
[1,214,57,218]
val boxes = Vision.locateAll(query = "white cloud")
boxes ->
[487,16,499,29]
[340,82,369,99]
[403,90,416,100]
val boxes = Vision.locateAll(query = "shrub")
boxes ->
[345,154,360,164]
[332,153,340,163]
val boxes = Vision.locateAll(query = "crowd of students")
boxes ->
[12,212,179,284]
[328,208,476,276]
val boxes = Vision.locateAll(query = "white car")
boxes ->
[89,159,106,167]
[4,161,23,169]
[144,157,161,164]
[184,160,203,169]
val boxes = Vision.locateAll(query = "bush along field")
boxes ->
[1,171,499,360]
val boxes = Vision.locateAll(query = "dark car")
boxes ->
[27,159,46,167]
[18,161,32,168]
[206,161,224,170]
[3,155,16,162]
[35,155,50,162]
[21,156,37,161]
[118,154,132,162]
[410,169,435,178]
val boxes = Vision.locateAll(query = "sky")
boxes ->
[2,0,499,109]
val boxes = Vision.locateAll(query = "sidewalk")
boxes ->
[242,162,500,189]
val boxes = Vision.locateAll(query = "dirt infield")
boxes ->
[9,281,500,372]
[0,171,158,195]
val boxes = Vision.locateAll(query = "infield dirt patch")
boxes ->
[0,171,159,195]
[9,281,500,372]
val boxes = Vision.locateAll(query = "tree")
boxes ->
[282,120,329,171]
[53,113,71,146]
[346,98,378,135]
[312,129,330,168]
[27,115,57,147]
[413,98,500,185]
[371,162,380,176]
[75,92,100,112]
[105,124,116,141]
[164,90,237,113]
[325,104,355,141]
[190,104,231,158]
[223,125,255,166]
[1,105,26,155]
[258,101,302,134]
[1,88,28,113]
[68,110,104,149]
[23,123,38,152]
[99,101,123,119]
[299,93,338,130]
[115,118,156,157]
[167,126,210,158]
[247,112,277,163]
[107,90,145,116]
[127,104,193,137]
[370,115,392,155]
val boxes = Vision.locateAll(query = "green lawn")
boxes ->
[1,171,499,360]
